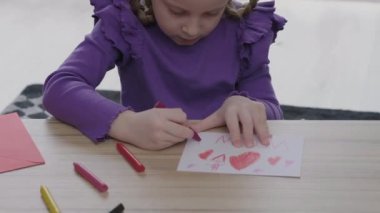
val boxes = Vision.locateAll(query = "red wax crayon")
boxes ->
[73,162,108,192]
[116,143,145,173]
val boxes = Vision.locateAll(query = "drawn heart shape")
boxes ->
[198,149,214,160]
[229,151,260,170]
[268,156,281,165]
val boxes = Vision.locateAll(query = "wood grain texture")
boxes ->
[0,119,379,212]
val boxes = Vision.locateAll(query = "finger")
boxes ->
[165,121,194,140]
[252,111,270,146]
[157,109,200,141]
[160,108,188,124]
[225,111,242,147]
[151,128,187,150]
[238,109,255,147]
[139,131,183,150]
[190,111,224,132]
[152,139,183,150]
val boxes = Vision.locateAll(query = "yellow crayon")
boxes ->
[40,185,60,213]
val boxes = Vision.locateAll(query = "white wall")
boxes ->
[1,0,379,112]
[272,0,380,111]
[0,0,94,109]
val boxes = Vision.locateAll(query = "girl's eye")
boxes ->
[170,9,186,16]
[205,10,223,17]
[206,12,219,17]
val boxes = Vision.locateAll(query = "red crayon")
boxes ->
[73,162,108,192]
[116,143,145,173]
[154,101,201,142]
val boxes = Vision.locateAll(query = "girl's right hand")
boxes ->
[108,108,194,150]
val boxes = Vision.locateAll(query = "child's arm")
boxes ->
[191,30,281,148]
[43,17,194,149]
[43,21,128,142]
[235,30,283,120]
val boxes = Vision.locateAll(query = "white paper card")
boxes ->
[177,132,304,177]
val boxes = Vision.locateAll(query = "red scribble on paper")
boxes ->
[198,149,214,160]
[268,156,281,166]
[229,151,260,170]
[215,135,231,144]
[211,163,221,171]
[211,154,226,163]
[285,160,294,167]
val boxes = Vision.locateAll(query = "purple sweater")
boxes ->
[43,0,287,142]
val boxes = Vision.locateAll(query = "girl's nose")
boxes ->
[182,19,201,38]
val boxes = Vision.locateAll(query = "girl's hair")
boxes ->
[130,0,259,25]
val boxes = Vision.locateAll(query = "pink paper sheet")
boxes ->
[0,113,45,173]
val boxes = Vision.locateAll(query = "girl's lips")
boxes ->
[175,37,201,45]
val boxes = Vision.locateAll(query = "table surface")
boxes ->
[1,119,379,213]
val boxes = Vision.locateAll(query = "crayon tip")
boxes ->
[189,127,201,142]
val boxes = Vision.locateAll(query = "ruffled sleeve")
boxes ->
[90,0,144,61]
[235,1,287,120]
[43,0,145,143]
[238,1,286,71]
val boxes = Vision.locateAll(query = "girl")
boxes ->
[43,0,286,150]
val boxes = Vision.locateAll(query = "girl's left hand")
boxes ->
[190,95,271,147]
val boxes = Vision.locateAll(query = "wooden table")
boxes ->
[1,119,379,212]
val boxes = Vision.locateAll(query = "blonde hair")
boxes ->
[130,0,259,25]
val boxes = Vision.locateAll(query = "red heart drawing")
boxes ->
[229,152,260,170]
[198,149,214,160]
[268,156,281,165]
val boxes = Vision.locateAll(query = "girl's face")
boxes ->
[152,0,229,46]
